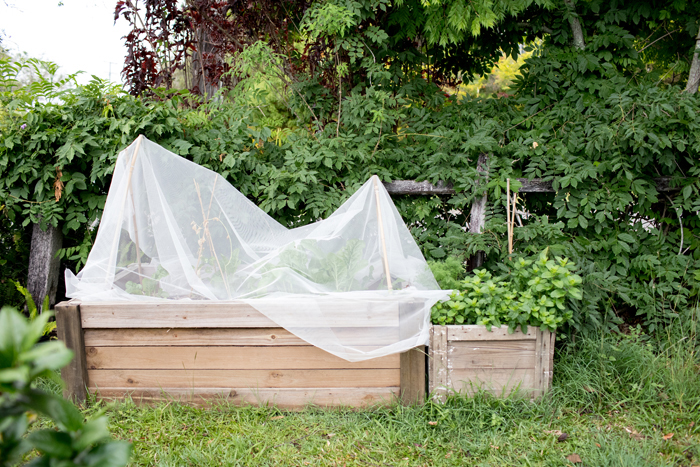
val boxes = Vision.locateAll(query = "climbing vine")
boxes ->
[1,0,699,335]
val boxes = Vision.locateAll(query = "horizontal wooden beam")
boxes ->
[382,180,456,195]
[88,368,401,388]
[77,300,400,329]
[86,345,399,370]
[383,177,681,195]
[91,387,400,408]
[84,327,398,346]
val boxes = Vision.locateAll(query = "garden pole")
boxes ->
[130,177,143,284]
[507,178,512,255]
[373,176,393,291]
[106,135,144,286]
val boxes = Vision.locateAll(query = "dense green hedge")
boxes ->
[1,60,698,335]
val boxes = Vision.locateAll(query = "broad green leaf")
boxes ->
[23,391,84,432]
[81,441,133,467]
[73,416,112,452]
[28,429,74,458]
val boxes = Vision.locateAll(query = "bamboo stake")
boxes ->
[129,191,143,285]
[107,135,144,285]
[507,178,512,255]
[194,178,230,299]
[191,175,222,301]
[511,191,517,251]
[194,175,219,277]
[373,176,393,291]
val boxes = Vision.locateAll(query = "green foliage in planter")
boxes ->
[0,306,131,466]
[255,239,371,294]
[431,249,582,332]
[125,264,170,298]
[427,256,466,290]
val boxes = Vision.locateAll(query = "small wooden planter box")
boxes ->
[429,325,554,400]
[55,300,425,408]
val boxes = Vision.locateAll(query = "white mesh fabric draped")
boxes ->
[65,136,448,361]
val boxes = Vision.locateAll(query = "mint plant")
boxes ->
[431,249,582,332]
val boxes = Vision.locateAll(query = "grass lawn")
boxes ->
[41,325,700,466]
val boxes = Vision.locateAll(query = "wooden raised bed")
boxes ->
[428,325,554,401]
[55,300,425,408]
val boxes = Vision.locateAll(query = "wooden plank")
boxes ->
[55,301,88,404]
[515,179,555,193]
[549,332,556,388]
[450,368,536,396]
[428,326,448,402]
[384,178,550,194]
[447,341,536,369]
[543,331,555,392]
[447,325,537,341]
[80,302,275,328]
[86,346,399,370]
[79,301,399,329]
[88,368,400,389]
[400,346,425,405]
[84,326,400,347]
[84,328,306,347]
[91,387,400,408]
[534,329,543,398]
[654,176,682,192]
[383,177,680,195]
[383,180,455,195]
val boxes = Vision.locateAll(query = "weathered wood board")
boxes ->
[429,325,554,401]
[92,387,400,408]
[383,177,681,195]
[56,300,425,408]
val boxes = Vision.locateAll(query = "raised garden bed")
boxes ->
[428,325,554,400]
[55,300,425,408]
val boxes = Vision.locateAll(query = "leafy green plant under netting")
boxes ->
[430,249,582,331]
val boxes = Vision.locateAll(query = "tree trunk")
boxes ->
[468,154,489,270]
[563,0,585,50]
[191,26,217,98]
[684,27,700,94]
[27,222,63,312]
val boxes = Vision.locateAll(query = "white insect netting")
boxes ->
[65,136,448,361]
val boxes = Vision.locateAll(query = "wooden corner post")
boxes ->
[428,325,448,402]
[55,301,88,404]
[400,347,425,405]
[398,300,426,405]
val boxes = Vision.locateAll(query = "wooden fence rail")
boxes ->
[383,177,680,195]
[30,177,682,307]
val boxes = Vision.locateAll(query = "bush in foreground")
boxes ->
[0,306,130,466]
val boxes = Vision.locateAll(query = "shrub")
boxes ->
[1,52,698,337]
[0,306,131,466]
[427,256,466,290]
[431,249,582,332]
